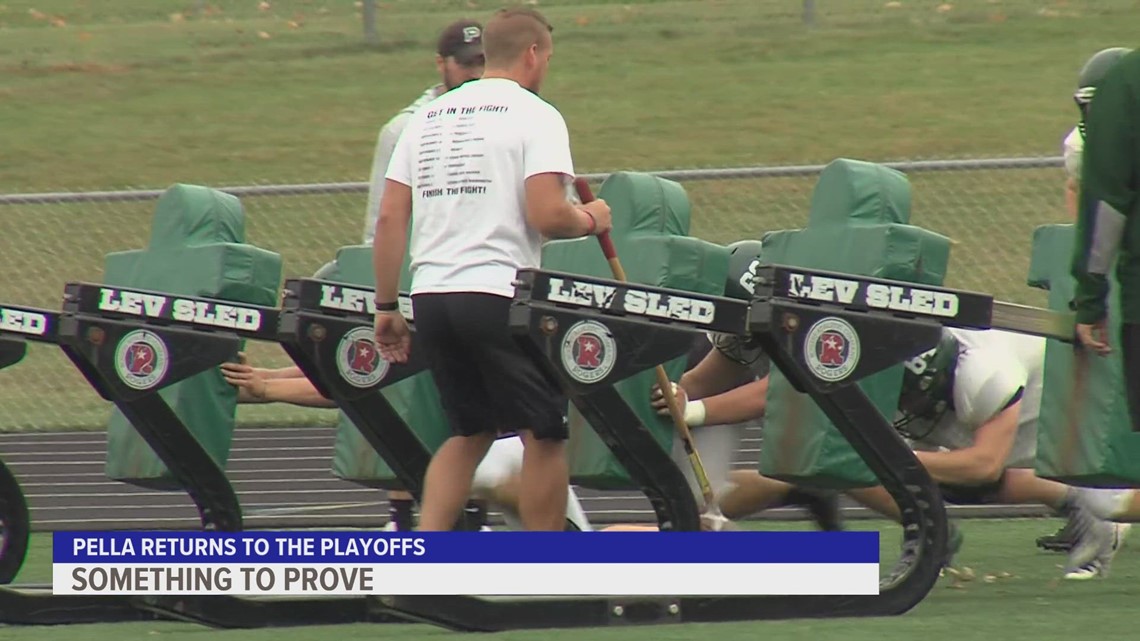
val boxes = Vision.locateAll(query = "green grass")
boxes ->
[1,0,1137,429]
[6,518,1140,640]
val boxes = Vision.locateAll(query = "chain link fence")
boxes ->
[0,155,1069,431]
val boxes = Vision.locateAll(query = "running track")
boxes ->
[0,424,1049,532]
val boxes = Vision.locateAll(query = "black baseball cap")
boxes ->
[437,19,484,66]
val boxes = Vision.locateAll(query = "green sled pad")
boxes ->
[543,172,731,490]
[325,245,453,490]
[103,184,283,489]
[1029,224,1140,487]
[757,159,953,489]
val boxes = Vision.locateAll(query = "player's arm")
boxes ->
[1071,52,1139,326]
[914,397,1020,485]
[652,376,768,428]
[258,366,305,380]
[696,377,768,425]
[680,344,753,399]
[221,361,336,408]
[523,109,607,238]
[652,337,769,426]
[254,379,337,408]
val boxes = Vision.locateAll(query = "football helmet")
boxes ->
[724,239,765,300]
[1075,47,1133,137]
[894,331,960,440]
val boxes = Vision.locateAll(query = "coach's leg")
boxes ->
[410,292,501,532]
[458,292,571,531]
[519,429,570,531]
[418,432,497,531]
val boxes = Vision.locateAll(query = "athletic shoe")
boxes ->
[1063,498,1121,573]
[783,488,844,531]
[1037,519,1077,553]
[383,521,399,532]
[1064,523,1130,580]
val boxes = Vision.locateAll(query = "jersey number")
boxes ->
[903,348,937,376]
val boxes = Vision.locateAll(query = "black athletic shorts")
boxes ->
[938,472,1005,506]
[411,292,569,441]
[1121,323,1140,433]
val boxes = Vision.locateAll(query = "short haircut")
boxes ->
[482,7,553,67]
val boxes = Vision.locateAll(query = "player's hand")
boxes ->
[581,199,612,236]
[374,312,412,363]
[221,352,267,400]
[649,381,688,417]
[1076,319,1112,356]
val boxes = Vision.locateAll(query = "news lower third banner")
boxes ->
[53,531,881,597]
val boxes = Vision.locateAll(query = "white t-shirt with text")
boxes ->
[386,78,575,298]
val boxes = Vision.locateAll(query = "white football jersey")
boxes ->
[908,328,1045,468]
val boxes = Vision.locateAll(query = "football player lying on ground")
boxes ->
[651,328,1133,579]
[603,334,842,532]
[220,353,593,532]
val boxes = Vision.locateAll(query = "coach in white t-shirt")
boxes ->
[369,7,613,532]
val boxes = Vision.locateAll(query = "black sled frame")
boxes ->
[370,265,1001,631]
[53,284,400,628]
[0,304,157,624]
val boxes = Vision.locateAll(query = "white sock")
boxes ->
[1077,488,1135,520]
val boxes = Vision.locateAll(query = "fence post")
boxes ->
[362,0,379,44]
[803,0,816,26]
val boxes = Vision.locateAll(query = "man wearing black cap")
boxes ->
[359,19,486,531]
[362,19,486,245]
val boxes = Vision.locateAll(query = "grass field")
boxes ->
[5,518,1140,641]
[3,0,1138,186]
[3,0,1137,430]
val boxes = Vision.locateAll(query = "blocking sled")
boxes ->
[367,263,1007,631]
[43,283,409,627]
[0,303,157,625]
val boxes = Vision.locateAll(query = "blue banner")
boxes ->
[54,531,879,564]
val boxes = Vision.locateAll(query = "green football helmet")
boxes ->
[724,240,765,300]
[1075,47,1133,136]
[894,331,960,440]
